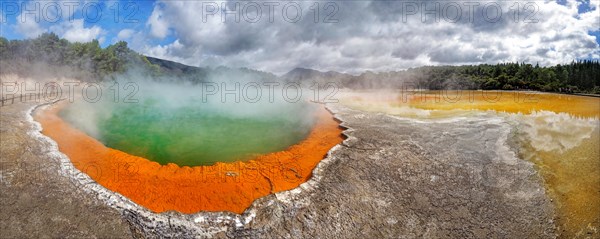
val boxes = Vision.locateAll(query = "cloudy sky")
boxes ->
[1,0,599,74]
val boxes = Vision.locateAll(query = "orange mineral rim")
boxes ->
[34,101,344,214]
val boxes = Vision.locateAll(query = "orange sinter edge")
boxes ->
[35,102,344,214]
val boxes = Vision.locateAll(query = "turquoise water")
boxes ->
[60,97,316,166]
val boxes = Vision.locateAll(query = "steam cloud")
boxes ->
[60,69,319,148]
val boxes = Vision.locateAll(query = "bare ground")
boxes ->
[0,102,132,238]
[0,100,557,238]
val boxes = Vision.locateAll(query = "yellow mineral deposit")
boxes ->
[340,90,600,237]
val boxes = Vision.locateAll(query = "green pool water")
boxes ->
[60,98,316,166]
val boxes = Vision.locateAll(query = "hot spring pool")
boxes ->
[35,89,343,213]
[59,96,316,167]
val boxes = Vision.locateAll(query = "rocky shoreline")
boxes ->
[1,99,557,238]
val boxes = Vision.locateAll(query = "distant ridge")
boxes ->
[143,56,277,82]
[280,67,353,87]
[145,56,206,74]
[281,67,351,81]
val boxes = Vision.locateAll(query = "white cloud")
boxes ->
[146,5,169,39]
[137,0,599,74]
[117,29,134,40]
[49,19,103,43]
[15,13,46,38]
[143,39,189,63]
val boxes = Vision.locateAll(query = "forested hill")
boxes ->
[0,33,157,80]
[1,34,598,94]
[344,61,600,94]
[0,33,276,83]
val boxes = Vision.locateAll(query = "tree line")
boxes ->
[346,61,600,94]
[422,61,600,94]
[0,33,158,80]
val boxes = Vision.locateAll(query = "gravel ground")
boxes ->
[0,101,132,238]
[0,100,557,238]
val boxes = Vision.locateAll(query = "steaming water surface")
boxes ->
[59,83,317,166]
[34,89,342,214]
